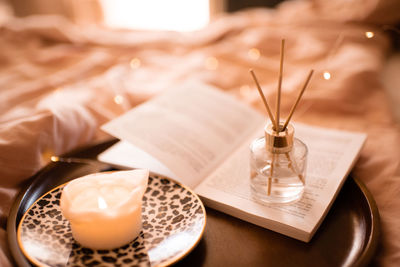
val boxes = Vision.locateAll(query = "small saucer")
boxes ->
[17,173,206,267]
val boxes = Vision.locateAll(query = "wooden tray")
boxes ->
[7,139,380,267]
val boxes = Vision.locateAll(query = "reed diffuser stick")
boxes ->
[267,153,275,196]
[282,69,314,131]
[250,69,277,127]
[250,69,277,196]
[285,152,304,184]
[276,39,285,132]
[249,40,312,204]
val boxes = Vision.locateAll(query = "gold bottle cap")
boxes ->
[264,123,294,153]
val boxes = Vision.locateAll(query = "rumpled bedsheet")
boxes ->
[1,0,400,266]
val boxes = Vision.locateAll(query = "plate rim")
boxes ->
[13,168,207,267]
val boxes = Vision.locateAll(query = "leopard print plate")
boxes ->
[17,174,206,267]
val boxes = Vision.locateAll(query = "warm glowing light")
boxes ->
[97,196,108,209]
[51,156,59,162]
[205,57,218,70]
[130,58,141,69]
[323,71,331,80]
[365,31,374,38]
[248,48,260,60]
[240,85,251,95]
[148,232,193,262]
[114,95,124,105]
[100,0,210,32]
[42,150,55,165]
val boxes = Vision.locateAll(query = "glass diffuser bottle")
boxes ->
[250,123,307,204]
[249,39,313,204]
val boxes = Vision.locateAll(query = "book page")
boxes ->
[194,123,366,241]
[98,140,179,180]
[101,82,264,188]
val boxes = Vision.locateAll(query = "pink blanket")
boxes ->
[1,0,400,265]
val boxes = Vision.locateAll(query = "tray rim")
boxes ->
[351,176,380,267]
[7,139,380,267]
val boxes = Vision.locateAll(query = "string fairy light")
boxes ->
[321,32,344,81]
[323,71,331,80]
[205,57,218,70]
[239,84,252,98]
[130,58,141,69]
[248,48,261,61]
[114,95,124,105]
[322,25,400,81]
[106,65,131,111]
[365,31,375,39]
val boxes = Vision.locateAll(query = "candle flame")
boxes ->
[98,196,108,209]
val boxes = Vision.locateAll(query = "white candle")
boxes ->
[60,169,149,250]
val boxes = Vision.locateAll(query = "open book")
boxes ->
[99,82,366,242]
